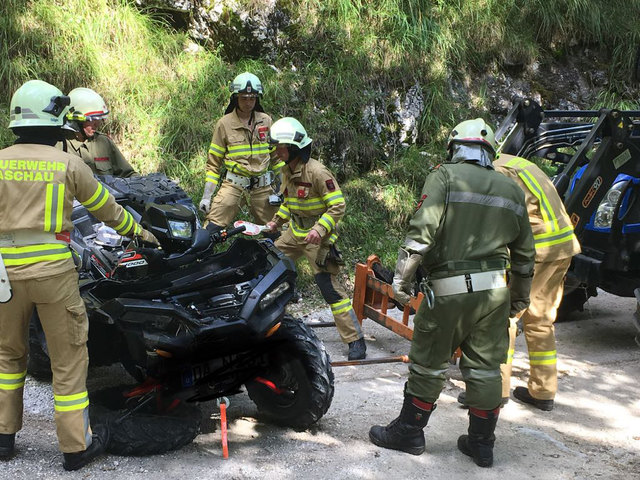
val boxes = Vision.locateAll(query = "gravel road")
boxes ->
[2,289,639,480]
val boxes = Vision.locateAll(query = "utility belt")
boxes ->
[0,230,70,247]
[422,269,507,298]
[226,171,274,190]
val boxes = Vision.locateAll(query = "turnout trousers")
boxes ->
[206,181,277,228]
[501,257,571,400]
[0,269,93,453]
[275,228,362,344]
[407,286,510,410]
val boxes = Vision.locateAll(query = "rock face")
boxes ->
[137,1,632,164]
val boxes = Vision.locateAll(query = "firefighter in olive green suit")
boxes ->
[63,87,137,177]
[369,119,535,468]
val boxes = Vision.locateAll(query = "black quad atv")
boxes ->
[28,175,334,443]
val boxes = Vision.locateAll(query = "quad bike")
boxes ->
[28,175,334,450]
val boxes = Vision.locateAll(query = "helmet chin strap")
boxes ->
[450,143,494,168]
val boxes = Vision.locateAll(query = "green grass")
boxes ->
[1,0,639,297]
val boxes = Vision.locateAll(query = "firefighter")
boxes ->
[369,119,535,467]
[265,117,366,360]
[493,154,580,410]
[62,87,137,177]
[0,80,157,470]
[199,72,284,232]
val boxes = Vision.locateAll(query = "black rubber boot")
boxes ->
[513,386,554,411]
[369,394,435,455]
[347,337,367,360]
[0,433,15,460]
[457,407,499,467]
[63,424,109,471]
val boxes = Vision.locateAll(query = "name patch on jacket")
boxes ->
[325,179,336,191]
[258,126,268,142]
[94,157,110,162]
[295,182,312,187]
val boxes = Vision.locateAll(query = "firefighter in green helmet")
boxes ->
[265,117,367,360]
[369,118,535,467]
[199,72,284,233]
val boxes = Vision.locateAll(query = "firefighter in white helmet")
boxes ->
[0,80,156,470]
[199,72,284,233]
[265,117,366,360]
[62,87,137,177]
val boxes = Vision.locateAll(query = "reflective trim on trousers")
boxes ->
[0,370,26,390]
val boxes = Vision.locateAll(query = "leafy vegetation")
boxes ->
[1,0,639,294]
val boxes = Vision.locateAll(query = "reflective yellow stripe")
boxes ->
[534,225,576,248]
[0,370,26,390]
[285,197,324,211]
[0,244,71,265]
[289,220,311,237]
[505,348,514,364]
[318,213,335,233]
[44,183,65,232]
[209,142,225,157]
[54,391,89,412]
[529,350,557,366]
[271,161,285,173]
[276,204,290,220]
[331,298,353,315]
[114,211,136,236]
[206,171,220,184]
[518,170,559,232]
[81,183,109,212]
[223,160,267,177]
[323,190,345,207]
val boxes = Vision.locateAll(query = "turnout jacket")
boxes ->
[404,161,535,285]
[0,144,144,279]
[272,158,345,243]
[64,132,137,177]
[206,110,284,186]
[493,154,581,261]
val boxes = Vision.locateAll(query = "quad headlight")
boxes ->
[259,282,291,310]
[168,220,193,239]
[594,182,625,228]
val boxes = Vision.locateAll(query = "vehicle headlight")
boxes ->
[594,182,625,228]
[168,220,193,239]
[259,282,291,310]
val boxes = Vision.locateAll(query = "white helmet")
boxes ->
[229,72,264,96]
[269,117,312,149]
[8,80,70,129]
[66,87,109,122]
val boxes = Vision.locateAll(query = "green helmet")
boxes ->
[8,80,70,129]
[66,87,109,122]
[447,118,496,154]
[269,117,312,149]
[229,72,264,96]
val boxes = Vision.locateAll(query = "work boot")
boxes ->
[457,391,509,408]
[62,424,109,471]
[513,386,554,411]
[457,407,500,467]
[0,433,15,460]
[369,394,435,455]
[348,337,366,360]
